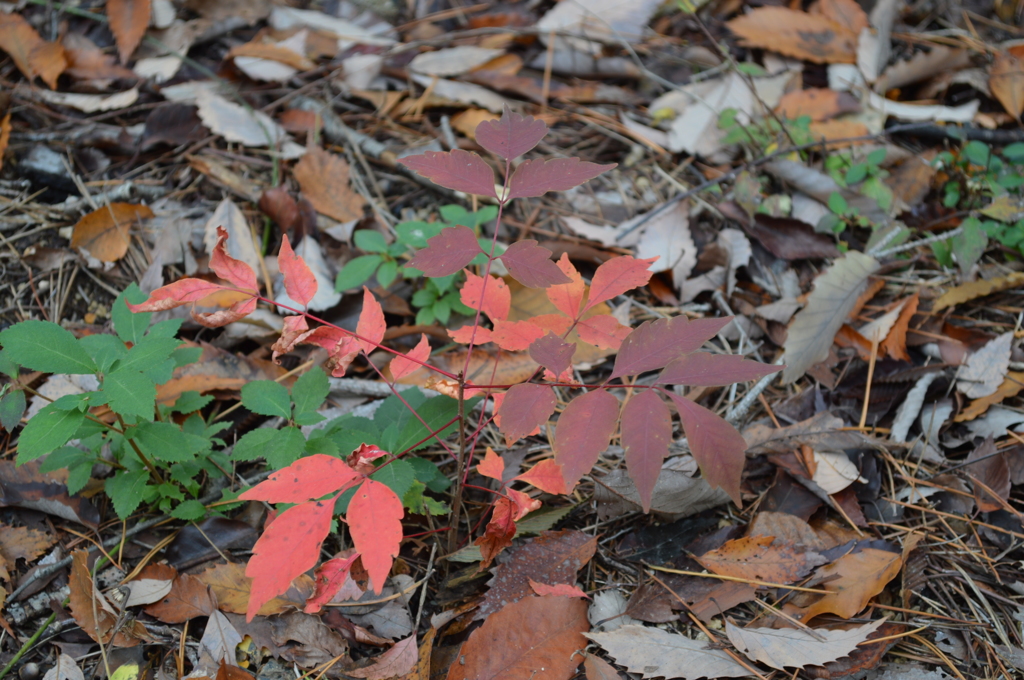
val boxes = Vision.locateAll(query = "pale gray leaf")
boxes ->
[958,331,1013,399]
[585,626,750,679]
[726,619,886,670]
[42,654,85,680]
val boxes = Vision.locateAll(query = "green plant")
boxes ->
[335,205,501,324]
[718,109,816,150]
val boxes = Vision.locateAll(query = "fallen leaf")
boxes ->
[990,51,1024,118]
[410,46,504,76]
[585,625,751,679]
[197,561,313,618]
[0,13,66,89]
[36,88,140,113]
[535,0,665,53]
[811,451,865,495]
[966,438,1010,512]
[0,460,100,527]
[62,33,137,80]
[196,610,243,676]
[697,535,825,584]
[41,654,85,680]
[880,293,919,361]
[635,202,696,285]
[0,523,56,566]
[875,46,971,92]
[203,198,262,277]
[958,332,1013,399]
[821,0,870,34]
[783,251,880,383]
[27,41,67,90]
[69,551,147,646]
[529,579,589,598]
[478,530,597,620]
[934,272,1024,310]
[448,596,589,680]
[144,573,217,623]
[727,8,857,64]
[293,146,366,224]
[71,203,153,262]
[726,618,886,670]
[593,464,731,521]
[741,214,840,260]
[195,89,294,151]
[747,512,827,551]
[348,635,418,679]
[790,548,901,622]
[0,112,10,173]
[776,88,860,121]
[108,0,151,62]
[583,655,622,680]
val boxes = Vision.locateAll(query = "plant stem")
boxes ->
[115,415,165,485]
[448,374,467,554]
[0,612,56,680]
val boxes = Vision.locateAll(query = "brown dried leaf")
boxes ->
[585,625,750,679]
[145,574,218,623]
[697,535,825,584]
[747,512,826,551]
[776,88,861,121]
[991,51,1024,118]
[478,530,596,620]
[880,292,919,361]
[966,438,1010,512]
[71,203,154,262]
[0,460,100,527]
[155,341,287,405]
[69,551,147,646]
[228,41,315,71]
[0,13,66,88]
[0,111,10,174]
[348,636,418,679]
[293,146,365,223]
[108,0,151,63]
[448,596,589,680]
[727,8,857,64]
[62,33,137,80]
[0,524,56,569]
[28,41,68,90]
[583,655,621,680]
[789,548,901,622]
[820,0,870,33]
[935,272,1024,310]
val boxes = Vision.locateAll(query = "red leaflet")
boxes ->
[546,254,585,320]
[499,240,571,288]
[658,352,782,386]
[239,454,361,504]
[126,278,230,312]
[461,271,510,322]
[497,382,556,446]
[554,390,620,489]
[298,326,362,376]
[304,553,360,614]
[348,443,387,473]
[584,256,656,312]
[398,149,497,199]
[209,226,259,291]
[576,314,631,350]
[475,105,548,161]
[356,287,385,354]
[611,316,732,379]
[405,225,483,278]
[515,459,567,495]
[272,315,309,362]
[491,319,547,351]
[278,234,317,308]
[478,446,505,481]
[245,499,334,621]
[620,390,673,513]
[347,479,403,594]
[529,333,576,376]
[449,325,493,345]
[508,158,616,199]
[528,579,589,598]
[389,334,431,380]
[475,496,518,568]
[666,392,746,506]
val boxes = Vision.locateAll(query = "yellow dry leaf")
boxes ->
[197,561,314,617]
[933,272,1024,311]
[727,7,858,64]
[955,371,1024,422]
[292,145,366,223]
[789,548,901,622]
[71,203,154,262]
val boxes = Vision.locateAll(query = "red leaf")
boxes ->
[508,158,616,199]
[475,104,548,161]
[492,319,546,351]
[304,554,359,614]
[448,325,493,345]
[209,226,259,292]
[272,315,309,362]
[245,499,334,621]
[528,578,589,598]
[515,459,567,495]
[529,333,576,376]
[278,234,317,308]
[348,443,387,473]
[461,271,510,322]
[497,383,556,446]
[658,352,782,386]
[299,327,361,377]
[620,390,673,513]
[584,255,656,312]
[126,278,232,312]
[477,446,505,481]
[531,313,574,336]
[389,334,431,380]
[356,287,385,354]
[474,497,518,568]
[191,296,258,329]
[347,479,403,593]
[405,225,483,277]
[666,392,745,506]
[546,254,585,320]
[398,149,497,198]
[576,314,631,350]
[554,390,620,489]
[611,316,732,379]
[499,240,571,288]
[239,454,361,504]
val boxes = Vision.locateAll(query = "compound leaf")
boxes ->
[16,405,85,463]
[389,334,431,380]
[584,256,656,312]
[666,392,746,506]
[515,459,567,495]
[279,234,317,308]
[102,367,155,420]
[304,554,359,614]
[0,320,97,374]
[132,421,210,463]
[356,287,386,354]
[461,271,510,322]
[529,333,576,377]
[612,316,732,379]
[241,380,291,419]
[105,469,150,520]
[575,314,631,351]
[291,368,330,417]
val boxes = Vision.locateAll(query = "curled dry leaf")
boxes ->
[70,203,154,263]
[955,371,1024,422]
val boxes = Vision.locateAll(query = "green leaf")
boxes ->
[403,480,447,515]
[354,230,388,253]
[172,391,213,414]
[0,350,19,379]
[415,307,435,326]
[102,368,156,420]
[171,499,207,520]
[380,392,462,454]
[735,62,767,76]
[335,255,383,291]
[844,163,867,185]
[964,140,991,166]
[396,220,443,249]
[149,319,183,338]
[171,346,203,368]
[232,427,306,468]
[0,320,97,374]
[866,148,887,167]
[370,458,415,500]
[131,421,211,462]
[828,192,849,215]
[377,260,398,288]
[411,288,436,308]
[291,369,329,416]
[408,456,450,492]
[79,334,128,373]
[66,462,92,495]
[38,445,91,473]
[242,380,292,419]
[952,217,988,274]
[0,388,25,431]
[432,298,450,325]
[931,239,953,268]
[17,405,86,463]
[113,283,151,344]
[1004,142,1024,162]
[294,411,326,426]
[116,336,182,374]
[105,470,150,519]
